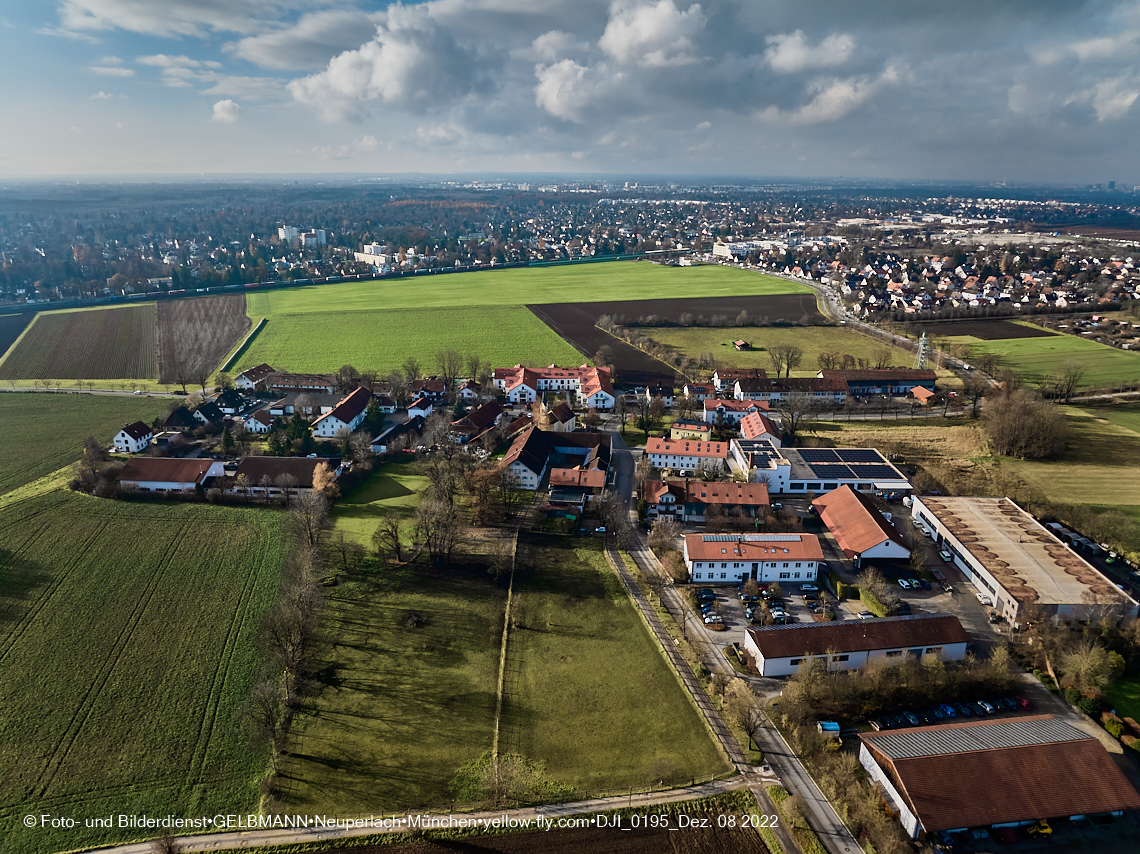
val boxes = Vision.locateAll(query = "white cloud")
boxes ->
[513,30,588,63]
[534,59,615,122]
[137,54,221,69]
[694,120,710,131]
[765,30,854,74]
[89,91,115,99]
[598,0,704,67]
[59,0,298,38]
[90,65,134,77]
[99,54,123,64]
[1090,77,1139,121]
[288,4,493,121]
[758,68,896,126]
[34,25,101,42]
[211,99,242,122]
[228,10,385,71]
[200,75,286,101]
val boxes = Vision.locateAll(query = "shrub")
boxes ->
[1122,734,1139,751]
[1077,697,1102,717]
[1105,718,1124,740]
[1125,717,1140,738]
[1064,687,1081,706]
[860,587,890,618]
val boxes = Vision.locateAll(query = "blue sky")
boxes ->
[2,0,1138,182]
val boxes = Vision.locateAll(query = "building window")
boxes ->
[823,483,838,490]
[720,573,726,579]
[794,572,801,579]
[925,647,942,655]
[886,650,903,658]
[795,562,801,568]
[779,572,790,579]
[790,658,805,666]
[790,483,803,490]
[831,654,850,662]
[807,483,821,491]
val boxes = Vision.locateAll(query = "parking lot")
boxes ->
[935,811,1140,854]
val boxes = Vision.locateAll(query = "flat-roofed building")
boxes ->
[683,532,822,584]
[912,496,1139,624]
[743,613,968,677]
[858,715,1140,839]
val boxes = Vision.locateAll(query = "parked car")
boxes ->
[801,583,819,592]
[870,717,890,731]
[903,711,921,726]
[939,704,957,717]
[999,697,1019,712]
[939,549,952,561]
[703,614,724,624]
[927,706,946,720]
[917,578,932,590]
[1015,696,1033,711]
[977,700,996,714]
[857,611,875,620]
[898,578,912,589]
[953,702,974,717]
[1026,820,1052,836]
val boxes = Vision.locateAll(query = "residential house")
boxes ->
[682,532,823,584]
[243,410,275,434]
[818,369,936,396]
[228,456,336,499]
[164,406,198,431]
[371,415,425,453]
[410,377,448,402]
[311,387,372,439]
[644,384,675,408]
[456,380,482,403]
[645,438,730,471]
[268,393,343,418]
[711,368,768,393]
[645,480,769,522]
[703,398,770,426]
[451,400,504,442]
[501,426,611,490]
[113,421,153,454]
[264,372,336,395]
[193,401,224,426]
[734,376,848,405]
[234,363,274,390]
[670,419,713,441]
[408,397,434,419]
[739,411,781,447]
[543,401,576,432]
[215,389,248,415]
[682,382,714,402]
[493,364,615,410]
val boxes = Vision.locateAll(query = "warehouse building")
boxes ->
[859,715,1140,840]
[742,614,968,677]
[911,496,1139,624]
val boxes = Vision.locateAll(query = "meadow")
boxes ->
[505,534,729,792]
[0,393,168,495]
[244,263,807,316]
[643,325,927,377]
[236,306,584,376]
[0,491,284,854]
[328,458,428,547]
[949,327,1140,389]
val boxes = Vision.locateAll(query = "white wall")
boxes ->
[859,744,923,839]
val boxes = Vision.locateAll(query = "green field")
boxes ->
[329,459,428,547]
[0,393,168,495]
[0,491,284,854]
[506,535,729,792]
[950,328,1140,389]
[1005,405,1140,511]
[643,325,927,377]
[245,263,807,316]
[237,306,585,375]
[1107,676,1140,725]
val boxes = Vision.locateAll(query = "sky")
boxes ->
[1,0,1139,183]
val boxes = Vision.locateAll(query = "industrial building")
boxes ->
[742,614,968,677]
[911,496,1139,624]
[730,443,912,497]
[859,715,1140,839]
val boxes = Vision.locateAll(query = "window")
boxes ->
[807,483,821,491]
[885,650,903,658]
[721,562,727,568]
[720,573,726,579]
[794,572,801,579]
[831,654,850,662]
[795,562,801,568]
[783,562,789,567]
[790,658,805,666]
[925,647,942,655]
[779,572,790,579]
[790,483,803,490]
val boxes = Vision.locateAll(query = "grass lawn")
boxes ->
[235,305,584,376]
[1091,402,1140,435]
[643,325,927,377]
[276,558,506,815]
[0,393,169,495]
[1107,676,1140,724]
[0,491,284,854]
[948,328,1140,389]
[245,263,807,316]
[506,534,729,792]
[329,459,428,548]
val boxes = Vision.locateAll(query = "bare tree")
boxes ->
[347,433,374,471]
[372,516,405,562]
[1047,361,1086,403]
[436,348,464,390]
[387,370,409,407]
[777,392,821,443]
[817,349,841,371]
[871,345,894,370]
[240,681,288,769]
[287,490,329,546]
[329,530,366,573]
[498,467,527,518]
[769,343,804,378]
[402,357,422,384]
[983,390,1069,459]
[151,833,182,854]
[416,498,466,563]
[961,373,989,417]
[334,364,361,394]
[648,518,682,552]
[465,353,484,385]
[359,369,380,393]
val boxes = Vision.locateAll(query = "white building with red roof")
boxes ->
[703,398,770,426]
[311,387,372,438]
[682,532,823,584]
[739,411,781,446]
[113,421,153,454]
[812,485,910,566]
[645,438,729,471]
[493,365,615,409]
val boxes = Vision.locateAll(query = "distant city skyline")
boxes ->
[1,1,1138,183]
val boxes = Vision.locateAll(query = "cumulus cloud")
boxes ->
[534,59,620,122]
[598,0,705,67]
[89,91,115,99]
[200,75,287,101]
[758,67,898,126]
[514,30,590,63]
[765,30,855,73]
[228,10,386,71]
[288,4,495,121]
[211,99,241,122]
[1089,76,1140,121]
[90,65,134,76]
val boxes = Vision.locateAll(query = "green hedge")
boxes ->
[860,587,890,618]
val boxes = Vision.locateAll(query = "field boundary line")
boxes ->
[35,523,191,798]
[219,315,266,373]
[0,310,41,371]
[490,530,519,771]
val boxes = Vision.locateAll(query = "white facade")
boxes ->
[244,411,274,434]
[507,458,545,490]
[688,556,817,584]
[312,409,365,439]
[858,745,923,838]
[113,426,152,454]
[408,400,434,419]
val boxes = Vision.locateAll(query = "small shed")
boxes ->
[733,339,751,351]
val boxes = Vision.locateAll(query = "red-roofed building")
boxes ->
[645,438,729,471]
[683,532,823,584]
[493,365,615,409]
[739,411,781,446]
[910,386,936,405]
[645,479,769,522]
[812,485,910,566]
[703,398,770,426]
[119,458,225,493]
[734,375,848,404]
[235,362,275,390]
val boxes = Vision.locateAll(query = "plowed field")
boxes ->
[0,305,157,380]
[157,294,249,384]
[918,319,1054,340]
[0,314,32,358]
[528,294,822,386]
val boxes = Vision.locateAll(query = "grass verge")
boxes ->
[767,786,827,854]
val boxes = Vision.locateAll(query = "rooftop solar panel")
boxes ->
[811,464,855,479]
[799,448,840,462]
[837,449,884,463]
[848,464,903,479]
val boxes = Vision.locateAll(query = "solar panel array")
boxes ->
[799,448,842,462]
[702,534,801,543]
[869,717,1088,761]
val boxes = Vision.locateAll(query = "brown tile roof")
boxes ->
[648,480,769,507]
[704,398,770,413]
[646,438,728,459]
[861,716,1140,831]
[549,468,606,488]
[740,412,779,439]
[812,485,905,558]
[238,363,274,382]
[234,456,328,488]
[313,387,371,427]
[820,369,936,383]
[548,402,574,424]
[119,458,215,485]
[745,614,967,660]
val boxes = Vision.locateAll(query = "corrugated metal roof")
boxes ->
[868,716,1088,760]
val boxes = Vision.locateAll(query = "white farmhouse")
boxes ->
[113,421,153,454]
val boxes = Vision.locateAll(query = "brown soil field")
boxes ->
[917,319,1054,340]
[306,822,770,854]
[0,313,32,357]
[1065,226,1140,240]
[529,294,821,387]
[0,305,157,380]
[157,294,249,384]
